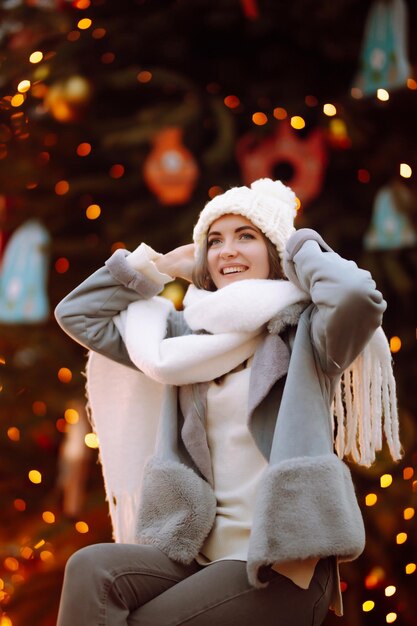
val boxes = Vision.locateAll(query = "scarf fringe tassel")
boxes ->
[332,328,402,467]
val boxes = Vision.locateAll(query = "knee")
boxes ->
[64,544,106,579]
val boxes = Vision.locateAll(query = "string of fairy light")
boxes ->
[1,1,416,624]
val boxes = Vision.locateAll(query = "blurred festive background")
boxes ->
[0,0,416,624]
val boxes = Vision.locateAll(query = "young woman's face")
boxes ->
[206,214,270,289]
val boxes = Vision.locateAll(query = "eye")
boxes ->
[207,237,221,247]
[239,232,255,240]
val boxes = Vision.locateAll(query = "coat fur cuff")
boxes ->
[247,454,365,588]
[136,458,217,564]
[105,249,162,298]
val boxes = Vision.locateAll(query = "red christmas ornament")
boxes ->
[236,121,327,207]
[143,127,199,205]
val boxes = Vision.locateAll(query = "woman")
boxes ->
[55,178,401,626]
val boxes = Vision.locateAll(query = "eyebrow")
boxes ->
[208,225,260,237]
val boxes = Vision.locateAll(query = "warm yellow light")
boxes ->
[34,539,45,549]
[86,204,101,220]
[137,70,152,83]
[0,615,13,626]
[385,585,396,597]
[4,558,19,572]
[362,600,375,612]
[400,163,412,178]
[323,103,337,116]
[20,547,33,559]
[405,563,416,574]
[40,550,54,562]
[365,493,377,506]
[407,78,417,90]
[74,0,91,7]
[33,65,49,81]
[55,180,70,196]
[28,470,42,484]
[377,88,389,101]
[365,566,385,589]
[76,142,92,156]
[7,427,20,442]
[58,367,72,383]
[396,532,407,544]
[42,511,55,524]
[403,467,414,480]
[78,18,92,29]
[386,613,397,623]
[64,408,79,424]
[273,107,287,120]
[389,336,401,353]
[380,474,393,488]
[329,118,348,138]
[252,112,268,126]
[290,116,305,129]
[29,51,43,63]
[75,521,89,534]
[85,433,99,449]
[11,94,25,107]
[17,80,31,93]
[224,95,240,109]
[295,197,301,211]
[404,507,415,520]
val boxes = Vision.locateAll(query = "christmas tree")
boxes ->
[0,1,416,624]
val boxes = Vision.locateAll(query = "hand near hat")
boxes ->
[154,243,196,283]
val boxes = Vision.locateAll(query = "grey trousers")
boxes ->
[56,543,334,626]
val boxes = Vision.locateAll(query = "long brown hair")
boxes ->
[192,230,283,291]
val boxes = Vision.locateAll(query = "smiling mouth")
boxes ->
[221,266,248,275]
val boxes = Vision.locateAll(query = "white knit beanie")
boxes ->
[193,178,298,260]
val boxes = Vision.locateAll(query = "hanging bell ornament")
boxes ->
[143,127,199,205]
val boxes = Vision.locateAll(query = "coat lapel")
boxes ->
[248,333,290,417]
[179,383,214,486]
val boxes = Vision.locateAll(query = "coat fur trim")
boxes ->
[267,301,307,335]
[136,458,217,564]
[247,453,365,588]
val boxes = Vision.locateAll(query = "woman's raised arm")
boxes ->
[283,228,386,376]
[55,247,167,368]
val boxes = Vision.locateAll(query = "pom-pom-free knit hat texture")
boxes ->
[193,178,298,259]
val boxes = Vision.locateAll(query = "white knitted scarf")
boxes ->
[112,278,401,467]
[114,279,307,385]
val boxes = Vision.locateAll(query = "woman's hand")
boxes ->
[154,244,196,283]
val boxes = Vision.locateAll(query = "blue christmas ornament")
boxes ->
[353,0,410,96]
[0,219,50,323]
[364,185,417,250]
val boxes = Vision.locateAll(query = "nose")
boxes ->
[219,242,238,259]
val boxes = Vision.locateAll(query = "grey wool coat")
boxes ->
[55,228,386,616]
